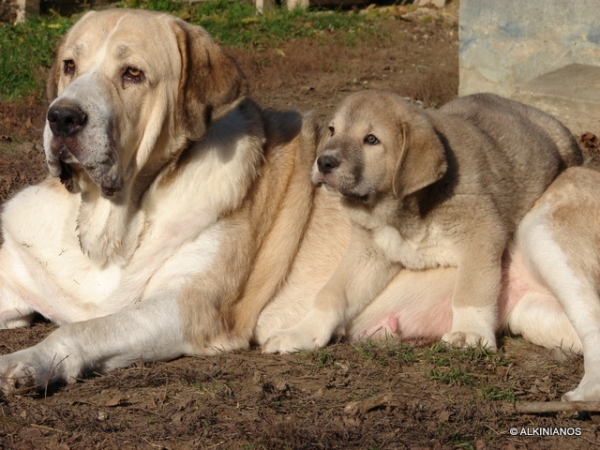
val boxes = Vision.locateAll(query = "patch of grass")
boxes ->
[422,343,486,386]
[428,363,476,386]
[353,339,418,366]
[123,0,374,48]
[0,15,73,100]
[386,340,419,363]
[313,349,336,368]
[124,0,182,12]
[187,1,371,48]
[0,0,378,100]
[479,385,516,402]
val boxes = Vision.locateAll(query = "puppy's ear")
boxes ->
[392,113,447,199]
[174,19,248,140]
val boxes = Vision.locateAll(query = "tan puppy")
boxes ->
[263,91,582,353]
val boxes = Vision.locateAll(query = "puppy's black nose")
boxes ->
[317,154,339,174]
[47,104,87,137]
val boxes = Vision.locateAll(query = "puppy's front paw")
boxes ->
[441,331,497,352]
[263,321,333,354]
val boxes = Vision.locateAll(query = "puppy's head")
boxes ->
[312,91,447,204]
[44,9,247,199]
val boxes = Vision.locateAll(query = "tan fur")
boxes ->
[507,166,600,400]
[3,10,600,404]
[0,9,347,389]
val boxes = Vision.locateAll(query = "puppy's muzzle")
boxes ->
[317,154,340,174]
[47,104,88,138]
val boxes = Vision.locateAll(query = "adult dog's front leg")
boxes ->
[0,292,190,394]
[263,233,399,354]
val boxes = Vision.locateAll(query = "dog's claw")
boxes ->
[441,331,497,352]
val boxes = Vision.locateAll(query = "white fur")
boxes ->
[372,224,457,270]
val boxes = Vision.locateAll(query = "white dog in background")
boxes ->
[0,9,598,402]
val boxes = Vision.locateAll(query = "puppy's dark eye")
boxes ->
[123,67,145,83]
[364,134,379,145]
[63,60,76,76]
[328,126,335,137]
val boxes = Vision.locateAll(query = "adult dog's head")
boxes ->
[43,9,247,198]
[312,91,447,205]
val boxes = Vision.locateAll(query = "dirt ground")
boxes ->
[1,4,600,449]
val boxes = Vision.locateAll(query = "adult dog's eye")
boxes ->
[364,134,379,145]
[63,60,76,76]
[328,126,335,137]
[123,67,145,83]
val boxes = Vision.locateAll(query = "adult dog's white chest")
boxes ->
[371,224,457,270]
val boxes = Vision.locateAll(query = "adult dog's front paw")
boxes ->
[0,347,69,394]
[0,351,48,394]
[441,330,497,352]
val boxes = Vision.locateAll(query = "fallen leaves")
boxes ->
[580,131,600,153]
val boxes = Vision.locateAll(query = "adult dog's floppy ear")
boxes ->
[174,19,248,140]
[46,37,67,102]
[392,111,447,199]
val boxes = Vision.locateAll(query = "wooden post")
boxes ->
[255,0,275,15]
[287,0,309,10]
[0,0,40,24]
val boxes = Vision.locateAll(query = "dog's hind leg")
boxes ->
[504,290,582,354]
[515,169,600,400]
[0,284,36,329]
[0,252,37,329]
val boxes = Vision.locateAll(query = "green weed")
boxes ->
[0,16,73,99]
[353,339,418,366]
[314,348,335,367]
[428,363,476,386]
[479,385,516,402]
[0,1,377,100]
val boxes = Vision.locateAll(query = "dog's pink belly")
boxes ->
[348,248,553,343]
[355,297,454,341]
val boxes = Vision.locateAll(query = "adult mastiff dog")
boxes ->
[0,9,599,402]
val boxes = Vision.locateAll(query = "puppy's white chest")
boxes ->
[372,225,456,270]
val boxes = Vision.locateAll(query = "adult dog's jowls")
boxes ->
[262,91,600,401]
[0,10,599,402]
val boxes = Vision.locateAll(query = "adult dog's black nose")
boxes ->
[317,154,339,174]
[47,104,87,137]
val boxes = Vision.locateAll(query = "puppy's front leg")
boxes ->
[0,292,190,394]
[263,228,399,354]
[442,239,503,351]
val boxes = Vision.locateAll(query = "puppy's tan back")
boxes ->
[439,94,582,169]
[423,93,582,231]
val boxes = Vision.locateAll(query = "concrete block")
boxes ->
[459,0,600,98]
[512,63,600,135]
